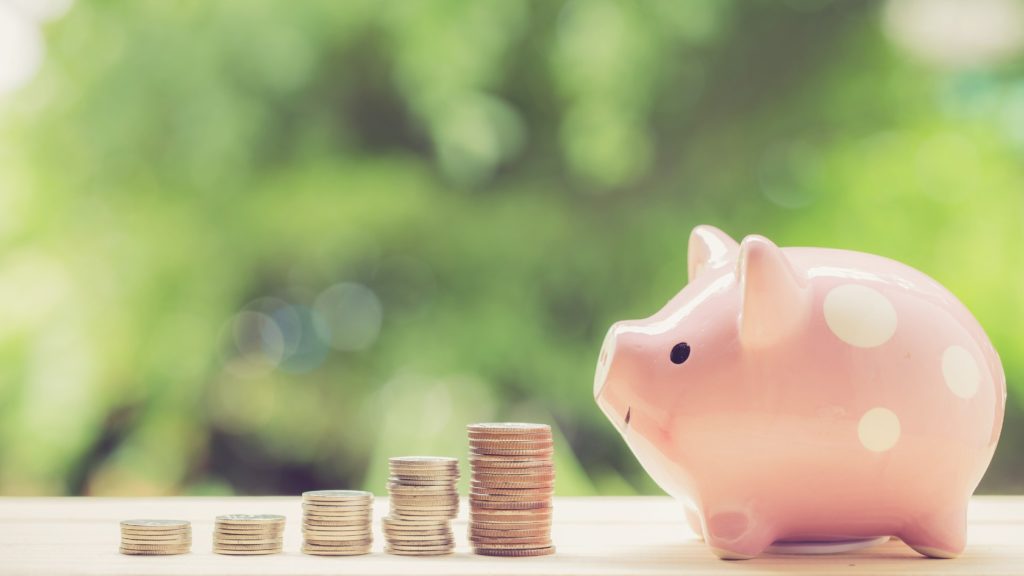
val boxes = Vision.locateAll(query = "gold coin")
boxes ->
[470,439,554,450]
[474,545,555,557]
[470,448,554,458]
[471,527,550,538]
[470,485,554,495]
[470,534,552,545]
[470,464,554,475]
[216,514,285,524]
[470,512,552,522]
[469,494,552,503]
[467,422,550,434]
[473,471,555,482]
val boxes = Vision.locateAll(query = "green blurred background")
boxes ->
[0,0,1021,497]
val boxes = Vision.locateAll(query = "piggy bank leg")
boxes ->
[899,504,967,559]
[684,504,704,541]
[702,509,774,560]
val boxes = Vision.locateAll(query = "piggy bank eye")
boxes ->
[670,342,691,365]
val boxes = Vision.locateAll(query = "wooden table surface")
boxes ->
[1,496,1022,575]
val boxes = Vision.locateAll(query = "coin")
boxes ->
[385,455,460,554]
[214,548,282,555]
[471,534,552,545]
[303,524,372,533]
[119,542,191,551]
[474,545,555,557]
[120,519,190,530]
[470,439,554,450]
[303,489,373,500]
[385,545,455,555]
[467,422,551,434]
[390,456,459,466]
[471,527,551,538]
[302,545,371,556]
[301,528,370,537]
[212,532,284,541]
[467,422,554,556]
[216,514,285,524]
[120,533,192,542]
[119,547,190,556]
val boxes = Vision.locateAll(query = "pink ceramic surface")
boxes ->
[594,225,1006,560]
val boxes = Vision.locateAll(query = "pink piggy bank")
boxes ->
[594,225,1005,560]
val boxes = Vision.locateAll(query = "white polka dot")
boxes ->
[942,345,980,399]
[823,284,898,348]
[858,407,901,452]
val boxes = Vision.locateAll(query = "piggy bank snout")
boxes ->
[594,323,647,430]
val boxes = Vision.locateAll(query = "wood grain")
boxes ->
[1,496,1022,575]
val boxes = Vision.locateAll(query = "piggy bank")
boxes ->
[594,225,1005,560]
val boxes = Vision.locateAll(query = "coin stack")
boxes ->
[119,519,191,555]
[468,422,555,557]
[383,456,459,556]
[213,514,285,555]
[301,490,373,556]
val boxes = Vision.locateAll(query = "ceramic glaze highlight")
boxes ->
[594,225,1006,560]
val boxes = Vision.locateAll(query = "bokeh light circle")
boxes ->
[312,282,383,351]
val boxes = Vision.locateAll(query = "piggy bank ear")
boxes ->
[738,235,807,348]
[688,225,739,282]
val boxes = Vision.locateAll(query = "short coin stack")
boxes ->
[119,519,191,555]
[213,514,285,555]
[383,456,459,556]
[301,490,373,556]
[468,423,555,557]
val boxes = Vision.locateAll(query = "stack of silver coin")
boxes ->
[119,519,191,555]
[301,490,373,556]
[383,456,459,556]
[213,514,285,555]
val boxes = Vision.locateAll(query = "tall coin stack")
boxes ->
[119,519,191,555]
[383,456,459,556]
[301,490,373,556]
[468,423,555,557]
[213,514,285,555]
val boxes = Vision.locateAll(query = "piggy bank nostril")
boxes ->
[625,406,631,426]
